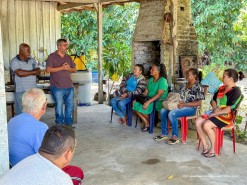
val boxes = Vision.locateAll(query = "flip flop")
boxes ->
[204,152,215,158]
[201,149,210,155]
[141,126,149,132]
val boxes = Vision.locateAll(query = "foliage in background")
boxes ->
[201,63,232,81]
[61,11,98,69]
[61,3,139,76]
[191,0,247,72]
[103,4,139,78]
[234,2,247,42]
[236,114,247,142]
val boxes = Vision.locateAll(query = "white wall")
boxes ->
[0,0,61,71]
[0,20,9,177]
[0,0,61,175]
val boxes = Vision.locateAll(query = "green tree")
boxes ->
[103,3,139,78]
[61,11,98,64]
[61,3,139,76]
[191,0,247,71]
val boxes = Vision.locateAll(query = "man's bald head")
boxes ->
[19,43,31,61]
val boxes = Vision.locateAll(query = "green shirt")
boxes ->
[133,77,168,114]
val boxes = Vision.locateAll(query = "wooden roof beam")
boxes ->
[15,0,139,3]
[58,3,90,11]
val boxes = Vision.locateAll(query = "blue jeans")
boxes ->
[14,91,25,116]
[110,97,132,118]
[160,107,197,137]
[50,86,74,125]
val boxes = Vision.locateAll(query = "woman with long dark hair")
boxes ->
[133,63,168,132]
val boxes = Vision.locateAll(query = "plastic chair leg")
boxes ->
[232,128,236,153]
[220,130,224,148]
[186,118,189,135]
[149,110,156,134]
[215,128,221,156]
[181,117,187,143]
[127,103,132,127]
[135,115,138,128]
[197,132,201,151]
[110,108,113,123]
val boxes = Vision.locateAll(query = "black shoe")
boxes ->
[154,135,169,141]
[141,126,149,132]
[167,138,179,145]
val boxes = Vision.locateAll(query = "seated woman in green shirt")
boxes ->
[133,63,169,132]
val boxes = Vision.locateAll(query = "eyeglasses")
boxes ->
[60,43,69,47]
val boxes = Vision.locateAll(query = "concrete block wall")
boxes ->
[175,0,198,76]
[133,41,163,75]
[134,0,166,42]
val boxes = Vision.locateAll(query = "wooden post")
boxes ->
[0,20,10,176]
[73,83,79,124]
[172,0,178,83]
[97,2,104,104]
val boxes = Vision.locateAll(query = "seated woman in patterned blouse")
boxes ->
[154,68,205,144]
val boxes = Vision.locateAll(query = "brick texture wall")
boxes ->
[133,0,198,83]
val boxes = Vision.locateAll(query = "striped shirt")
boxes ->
[10,55,39,92]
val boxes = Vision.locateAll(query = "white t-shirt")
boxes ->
[0,153,73,185]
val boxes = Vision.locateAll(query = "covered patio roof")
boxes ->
[17,0,140,12]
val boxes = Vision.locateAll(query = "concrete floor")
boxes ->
[40,102,247,185]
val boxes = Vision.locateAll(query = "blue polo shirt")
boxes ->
[8,113,48,166]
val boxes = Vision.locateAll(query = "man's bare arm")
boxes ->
[15,68,41,77]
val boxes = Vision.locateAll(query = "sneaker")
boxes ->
[167,138,179,145]
[154,135,168,141]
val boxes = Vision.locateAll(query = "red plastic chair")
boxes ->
[166,109,198,143]
[180,109,199,144]
[197,100,242,156]
[197,124,236,156]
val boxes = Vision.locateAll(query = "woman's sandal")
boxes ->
[141,126,149,132]
[201,149,210,155]
[204,152,215,158]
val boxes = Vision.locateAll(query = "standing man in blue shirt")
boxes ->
[10,43,41,115]
[8,88,48,166]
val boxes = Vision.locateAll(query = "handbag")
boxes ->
[162,92,181,110]
[135,94,150,105]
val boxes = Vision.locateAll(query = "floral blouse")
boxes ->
[180,81,205,103]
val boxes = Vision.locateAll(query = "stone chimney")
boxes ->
[132,0,198,84]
